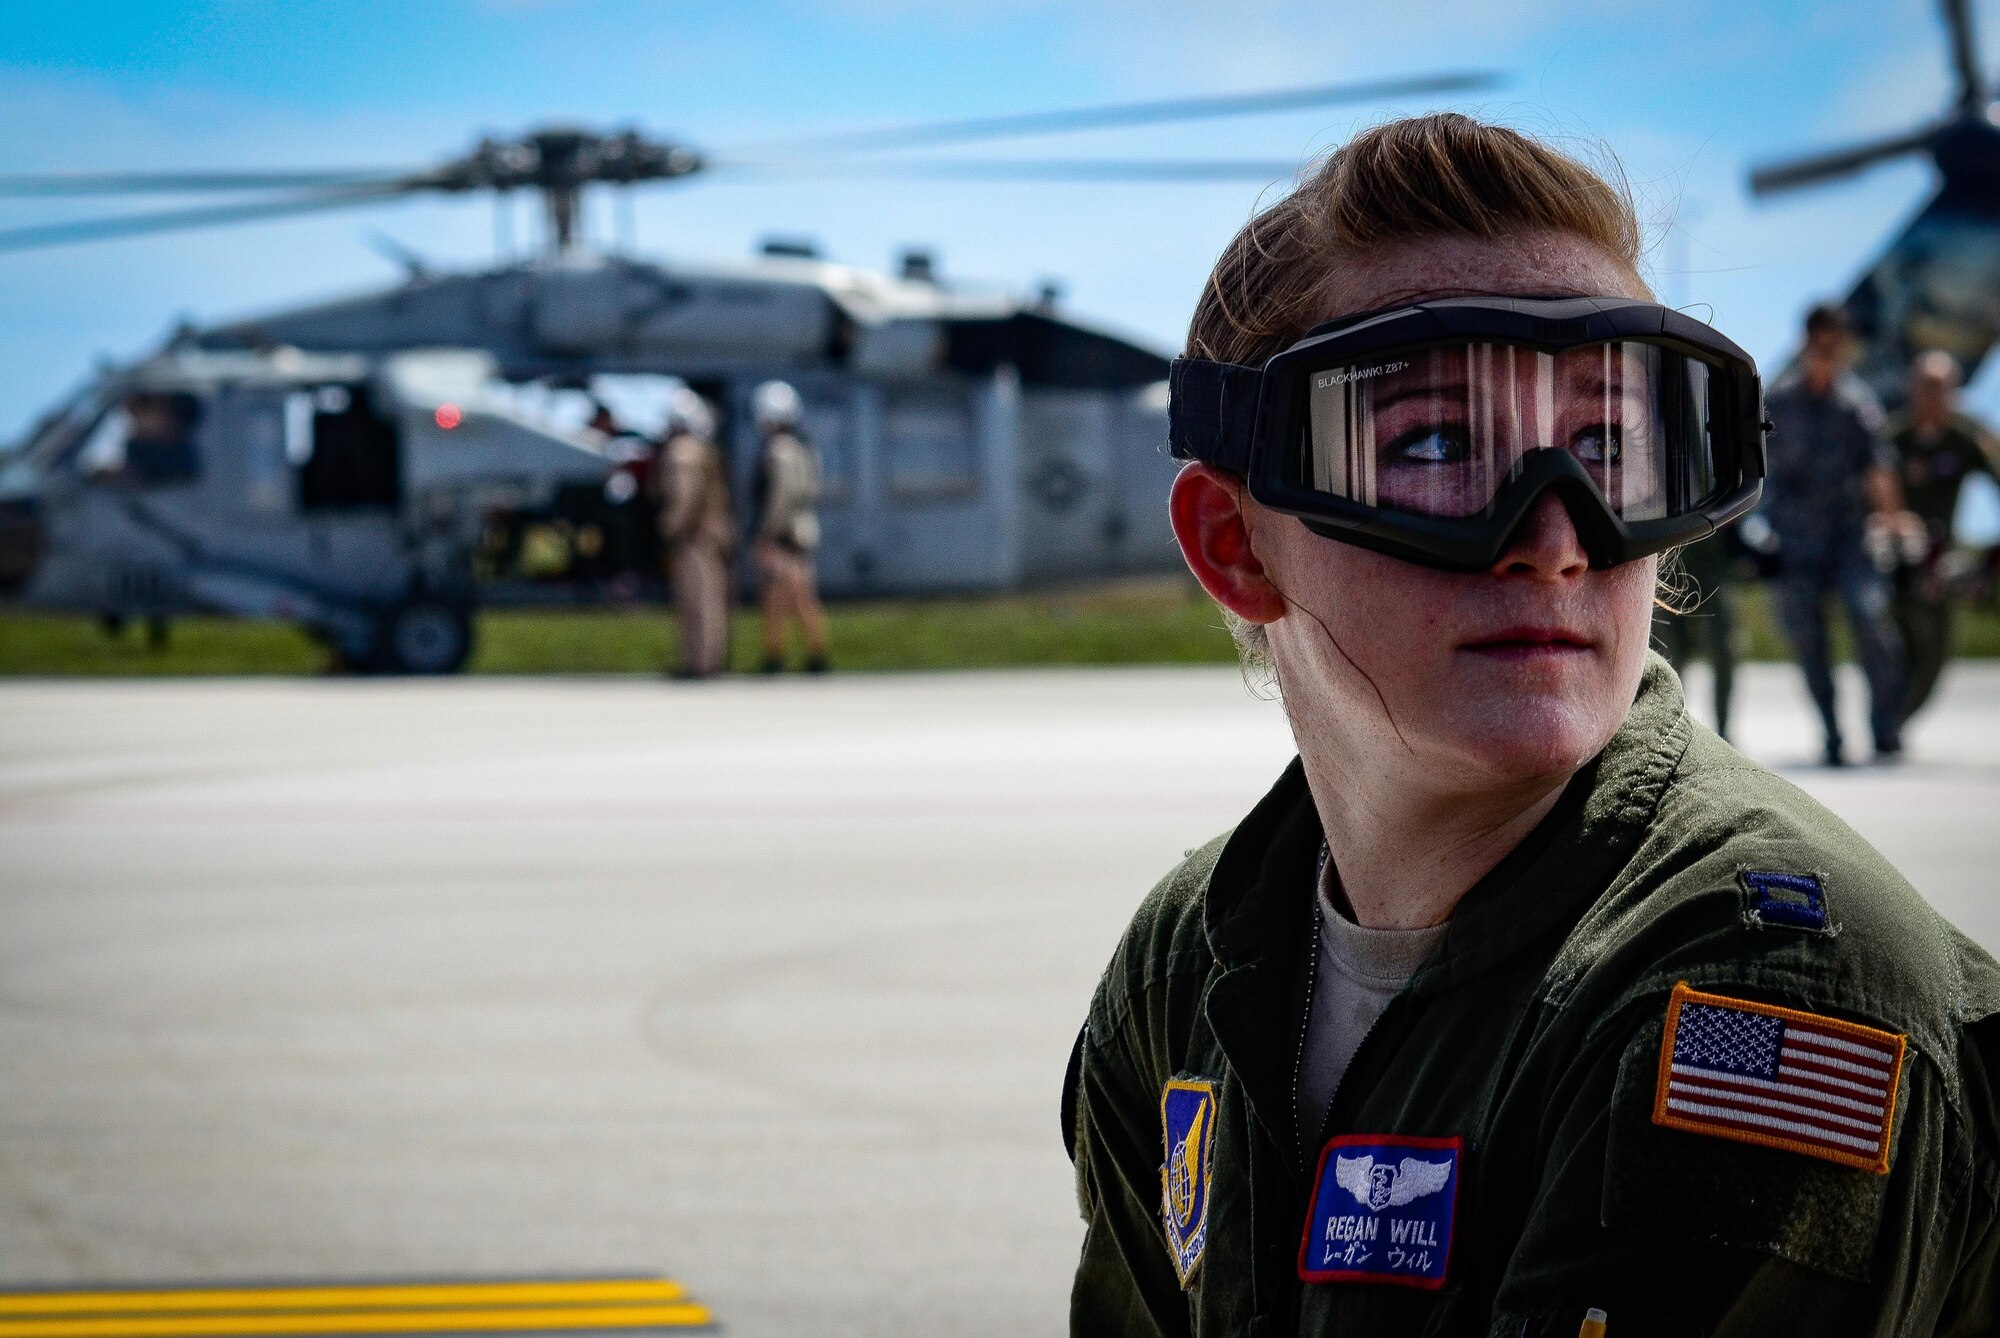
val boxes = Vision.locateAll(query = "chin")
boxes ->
[1430,691,1617,787]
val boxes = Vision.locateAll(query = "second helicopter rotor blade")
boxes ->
[1944,0,1985,110]
[0,181,427,255]
[0,168,414,197]
[729,72,1499,157]
[1748,124,1939,197]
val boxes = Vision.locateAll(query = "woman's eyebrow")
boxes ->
[1554,371,1617,400]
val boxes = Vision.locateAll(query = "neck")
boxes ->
[1914,409,1948,435]
[1295,742,1570,931]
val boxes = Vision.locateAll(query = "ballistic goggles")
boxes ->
[1168,296,1768,570]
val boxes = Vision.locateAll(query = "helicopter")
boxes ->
[1750,0,2000,408]
[1,344,620,673]
[0,73,1494,672]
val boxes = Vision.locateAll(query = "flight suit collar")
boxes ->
[1198,657,1692,1168]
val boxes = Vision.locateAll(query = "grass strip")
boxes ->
[2,580,1995,677]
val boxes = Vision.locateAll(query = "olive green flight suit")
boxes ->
[1067,658,2000,1337]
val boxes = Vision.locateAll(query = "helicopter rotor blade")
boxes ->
[730,72,1499,157]
[714,157,1308,182]
[1943,0,1985,110]
[0,181,425,255]
[1747,124,1939,197]
[0,168,413,197]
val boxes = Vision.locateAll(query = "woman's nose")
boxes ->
[1492,493,1590,578]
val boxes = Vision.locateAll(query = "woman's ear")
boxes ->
[1169,464,1287,625]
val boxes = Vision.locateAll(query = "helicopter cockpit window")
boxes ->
[883,387,978,501]
[293,384,401,511]
[78,393,203,486]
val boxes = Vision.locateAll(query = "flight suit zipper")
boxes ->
[1289,854,1321,1172]
[1297,930,1394,1173]
[1290,842,1340,1170]
[1292,841,1421,1178]
[1292,844,1400,1171]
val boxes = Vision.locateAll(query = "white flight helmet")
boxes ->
[750,380,804,433]
[664,386,716,440]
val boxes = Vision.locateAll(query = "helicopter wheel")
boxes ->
[366,596,475,675]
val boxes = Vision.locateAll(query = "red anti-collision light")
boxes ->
[435,403,463,430]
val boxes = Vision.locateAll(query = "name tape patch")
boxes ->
[1298,1134,1460,1289]
[1160,1078,1217,1285]
[1653,981,1905,1175]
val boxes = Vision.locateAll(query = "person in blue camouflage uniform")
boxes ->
[1758,304,1907,765]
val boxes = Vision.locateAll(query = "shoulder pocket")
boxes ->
[1601,1012,1892,1281]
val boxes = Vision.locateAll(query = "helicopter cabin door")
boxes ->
[848,371,1018,594]
[197,383,408,611]
[1016,387,1119,583]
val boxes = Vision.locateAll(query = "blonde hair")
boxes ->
[1187,113,1647,668]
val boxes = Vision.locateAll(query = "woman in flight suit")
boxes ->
[1065,114,2000,1337]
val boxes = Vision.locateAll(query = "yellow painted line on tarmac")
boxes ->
[0,1281,688,1316]
[0,1304,712,1337]
[0,1279,713,1336]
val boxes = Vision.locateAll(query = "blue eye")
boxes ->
[1388,427,1469,463]
[1572,424,1622,464]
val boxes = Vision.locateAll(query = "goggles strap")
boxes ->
[1167,357,1262,474]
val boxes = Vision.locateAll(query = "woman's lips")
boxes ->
[1458,625,1596,659]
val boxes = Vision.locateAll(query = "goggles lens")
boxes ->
[1297,341,1722,522]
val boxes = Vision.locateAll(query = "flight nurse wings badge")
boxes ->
[1159,1078,1218,1286]
[1333,1153,1453,1211]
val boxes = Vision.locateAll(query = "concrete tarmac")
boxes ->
[1,662,1996,1336]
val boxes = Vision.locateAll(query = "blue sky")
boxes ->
[0,0,1991,440]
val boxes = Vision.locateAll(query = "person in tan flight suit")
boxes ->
[657,387,734,678]
[749,380,830,673]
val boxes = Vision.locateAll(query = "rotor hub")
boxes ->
[441,127,705,194]
[425,127,704,249]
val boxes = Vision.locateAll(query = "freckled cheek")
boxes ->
[1600,564,1660,662]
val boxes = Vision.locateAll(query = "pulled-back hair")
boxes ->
[1188,114,1648,677]
[1188,113,1644,368]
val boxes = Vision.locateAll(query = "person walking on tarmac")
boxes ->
[1650,535,1739,741]
[749,380,830,673]
[1759,304,1908,764]
[656,387,733,679]
[1882,350,1999,722]
[1064,114,2000,1338]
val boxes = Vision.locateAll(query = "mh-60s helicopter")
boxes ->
[1751,0,2000,408]
[0,73,1491,672]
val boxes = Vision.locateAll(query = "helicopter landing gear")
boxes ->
[96,612,171,650]
[335,595,475,675]
[378,596,474,675]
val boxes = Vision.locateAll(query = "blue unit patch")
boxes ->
[1299,1135,1461,1289]
[1159,1078,1217,1285]
[1741,869,1831,933]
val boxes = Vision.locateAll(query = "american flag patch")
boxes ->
[1652,981,1905,1175]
